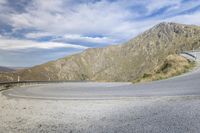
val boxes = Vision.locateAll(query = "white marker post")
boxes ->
[193,48,197,60]
[17,76,20,82]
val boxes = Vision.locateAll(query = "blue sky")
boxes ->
[0,0,200,67]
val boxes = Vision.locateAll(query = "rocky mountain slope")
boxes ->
[1,22,200,82]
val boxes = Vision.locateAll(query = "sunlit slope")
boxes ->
[1,22,200,82]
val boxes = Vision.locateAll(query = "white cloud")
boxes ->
[62,34,117,44]
[1,0,196,44]
[146,0,181,12]
[25,32,53,39]
[8,1,134,39]
[1,0,200,67]
[0,37,88,50]
[0,0,7,4]
[1,0,200,47]
[166,11,200,25]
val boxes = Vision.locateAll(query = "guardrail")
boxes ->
[0,80,90,91]
[181,51,197,60]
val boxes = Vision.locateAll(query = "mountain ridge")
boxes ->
[0,66,15,72]
[1,22,200,82]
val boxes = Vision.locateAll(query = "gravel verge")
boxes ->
[1,93,200,133]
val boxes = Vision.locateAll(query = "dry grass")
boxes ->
[133,54,196,83]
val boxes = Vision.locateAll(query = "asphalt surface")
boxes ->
[3,63,200,100]
[3,51,200,100]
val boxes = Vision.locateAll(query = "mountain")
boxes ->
[1,22,200,82]
[0,66,15,72]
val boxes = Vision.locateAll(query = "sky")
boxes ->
[0,0,200,67]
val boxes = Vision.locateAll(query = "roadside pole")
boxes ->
[193,48,197,60]
[17,76,20,82]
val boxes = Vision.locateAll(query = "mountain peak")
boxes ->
[153,22,181,30]
[155,22,183,27]
[153,22,199,30]
[144,22,199,37]
[1,23,200,82]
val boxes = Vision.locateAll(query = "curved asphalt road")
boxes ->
[3,52,200,100]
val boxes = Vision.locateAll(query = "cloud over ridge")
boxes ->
[0,0,200,66]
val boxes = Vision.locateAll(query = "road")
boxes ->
[3,65,200,100]
[1,52,200,133]
[3,51,200,100]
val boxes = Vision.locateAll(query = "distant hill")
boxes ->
[1,22,200,82]
[0,66,15,72]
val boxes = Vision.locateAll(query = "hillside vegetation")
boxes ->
[1,22,200,82]
[133,54,195,83]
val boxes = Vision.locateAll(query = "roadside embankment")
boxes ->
[133,54,196,83]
